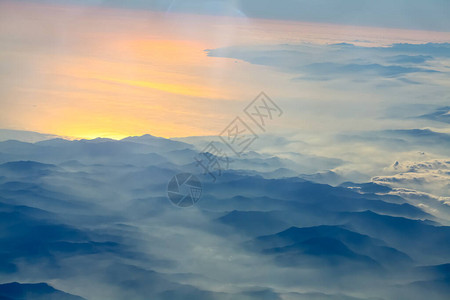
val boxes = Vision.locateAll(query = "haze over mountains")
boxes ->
[1,0,449,299]
[0,131,449,299]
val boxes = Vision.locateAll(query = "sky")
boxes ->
[13,0,450,32]
[0,2,450,299]
[1,0,450,139]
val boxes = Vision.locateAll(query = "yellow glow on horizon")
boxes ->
[2,1,450,139]
[96,77,221,99]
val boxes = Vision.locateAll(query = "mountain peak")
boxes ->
[0,282,86,300]
[122,133,161,140]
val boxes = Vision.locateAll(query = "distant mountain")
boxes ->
[0,161,58,177]
[299,171,346,185]
[0,130,448,299]
[122,134,193,151]
[339,210,450,264]
[252,225,411,268]
[0,282,86,300]
[212,174,430,219]
[264,236,382,271]
[0,139,171,165]
[0,129,59,143]
[339,182,392,194]
[218,210,291,235]
[384,129,450,145]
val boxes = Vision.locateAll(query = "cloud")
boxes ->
[386,55,433,64]
[303,62,437,78]
[372,159,450,197]
[385,43,450,57]
[207,42,449,83]
[27,0,450,31]
[336,129,450,156]
[418,106,450,124]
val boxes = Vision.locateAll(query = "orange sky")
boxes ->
[1,1,450,139]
